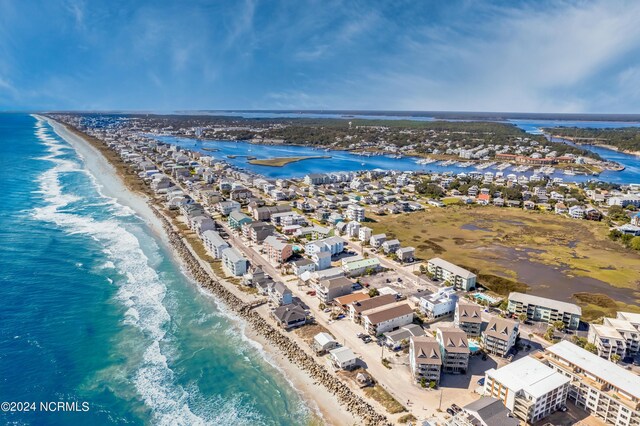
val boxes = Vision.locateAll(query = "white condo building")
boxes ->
[484,356,570,423]
[542,341,640,426]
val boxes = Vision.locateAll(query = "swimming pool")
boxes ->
[469,340,481,353]
[474,293,499,304]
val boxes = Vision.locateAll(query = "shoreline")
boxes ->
[41,115,169,244]
[43,116,380,425]
[550,134,640,157]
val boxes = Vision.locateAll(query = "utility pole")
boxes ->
[438,388,443,410]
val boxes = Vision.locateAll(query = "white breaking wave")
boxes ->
[30,118,214,425]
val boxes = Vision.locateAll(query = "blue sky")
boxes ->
[1,0,640,113]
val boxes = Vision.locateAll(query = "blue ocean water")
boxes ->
[0,114,313,425]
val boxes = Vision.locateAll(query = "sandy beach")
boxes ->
[43,115,363,426]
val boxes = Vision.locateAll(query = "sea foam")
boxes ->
[31,119,212,425]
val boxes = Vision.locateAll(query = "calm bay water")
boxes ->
[168,111,639,184]
[0,114,312,425]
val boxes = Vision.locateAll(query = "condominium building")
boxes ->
[507,292,582,330]
[409,335,442,385]
[221,247,248,276]
[481,317,519,357]
[347,294,396,323]
[313,276,353,303]
[542,340,640,426]
[436,327,470,374]
[484,356,570,423]
[455,302,483,337]
[617,312,640,329]
[601,316,640,358]
[361,303,414,336]
[263,235,293,265]
[427,258,477,291]
[346,204,365,222]
[201,230,229,259]
[588,324,628,361]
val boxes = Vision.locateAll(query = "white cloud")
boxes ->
[331,0,640,112]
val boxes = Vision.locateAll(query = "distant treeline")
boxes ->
[545,127,640,153]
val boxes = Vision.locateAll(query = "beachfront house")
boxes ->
[272,304,307,330]
[268,281,293,306]
[329,346,358,370]
[313,332,339,355]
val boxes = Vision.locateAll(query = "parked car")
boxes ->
[477,378,485,385]
[446,408,455,416]
[560,406,568,412]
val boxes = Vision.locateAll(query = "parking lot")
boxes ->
[358,270,423,297]
[534,401,606,426]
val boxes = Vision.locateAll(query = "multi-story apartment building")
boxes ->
[409,335,442,385]
[455,302,483,336]
[263,235,293,265]
[201,230,229,259]
[481,317,519,357]
[602,316,640,359]
[542,340,640,426]
[617,312,640,329]
[313,276,353,304]
[484,356,570,423]
[347,294,396,323]
[346,204,365,222]
[507,292,582,330]
[221,247,248,276]
[588,324,628,361]
[361,303,414,336]
[427,258,477,291]
[436,327,470,374]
